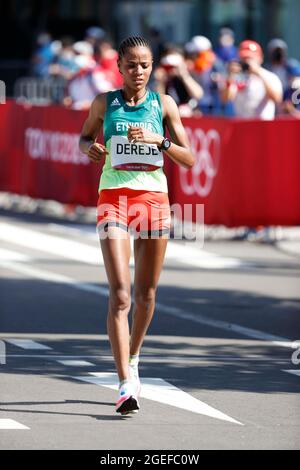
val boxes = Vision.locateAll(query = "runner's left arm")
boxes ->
[161,94,195,169]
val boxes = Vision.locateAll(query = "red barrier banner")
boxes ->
[170,117,300,226]
[1,100,300,226]
[0,100,102,206]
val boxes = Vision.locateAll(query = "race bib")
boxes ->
[111,135,164,171]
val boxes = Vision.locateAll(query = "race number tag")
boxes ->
[111,135,164,171]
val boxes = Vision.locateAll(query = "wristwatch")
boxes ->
[158,137,171,151]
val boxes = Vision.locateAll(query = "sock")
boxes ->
[129,354,139,366]
[129,355,141,396]
[119,379,132,390]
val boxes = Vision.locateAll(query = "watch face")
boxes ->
[163,139,171,150]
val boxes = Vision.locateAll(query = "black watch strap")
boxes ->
[158,138,171,151]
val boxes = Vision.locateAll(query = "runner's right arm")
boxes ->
[79,94,108,163]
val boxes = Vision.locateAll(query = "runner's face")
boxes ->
[119,46,153,90]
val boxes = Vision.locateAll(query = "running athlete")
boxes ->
[79,36,195,415]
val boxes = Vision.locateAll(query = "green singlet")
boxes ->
[98,89,168,193]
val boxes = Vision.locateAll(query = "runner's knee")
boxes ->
[109,287,131,314]
[134,287,156,310]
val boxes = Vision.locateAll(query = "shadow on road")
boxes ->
[1,278,299,397]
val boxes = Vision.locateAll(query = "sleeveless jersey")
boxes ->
[98,89,168,193]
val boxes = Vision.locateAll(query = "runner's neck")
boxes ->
[122,88,148,106]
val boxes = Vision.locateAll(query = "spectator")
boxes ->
[148,27,165,67]
[65,67,115,109]
[65,44,116,110]
[281,60,300,119]
[63,34,119,109]
[153,45,203,116]
[73,41,96,69]
[85,26,106,47]
[221,40,283,119]
[221,41,283,242]
[215,27,238,64]
[31,32,56,77]
[266,38,289,90]
[185,35,224,115]
[218,59,241,116]
[49,36,79,80]
[94,38,123,88]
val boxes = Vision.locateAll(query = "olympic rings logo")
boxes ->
[179,128,221,198]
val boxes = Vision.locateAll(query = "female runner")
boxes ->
[79,36,195,415]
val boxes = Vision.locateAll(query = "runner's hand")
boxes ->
[127,126,162,146]
[87,143,108,163]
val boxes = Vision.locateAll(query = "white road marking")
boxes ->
[156,302,296,348]
[49,223,97,240]
[0,222,245,270]
[0,258,295,349]
[165,241,244,269]
[57,221,246,269]
[273,341,300,349]
[5,339,52,350]
[282,370,300,377]
[0,248,30,262]
[74,372,243,425]
[0,222,104,265]
[56,360,95,367]
[0,259,109,297]
[0,419,29,430]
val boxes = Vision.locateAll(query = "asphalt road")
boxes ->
[0,209,300,450]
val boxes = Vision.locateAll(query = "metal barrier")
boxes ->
[14,76,67,105]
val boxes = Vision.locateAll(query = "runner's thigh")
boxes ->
[100,226,131,291]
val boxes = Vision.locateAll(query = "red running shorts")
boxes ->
[96,188,171,238]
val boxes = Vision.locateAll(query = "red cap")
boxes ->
[239,40,263,58]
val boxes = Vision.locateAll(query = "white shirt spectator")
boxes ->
[68,66,115,109]
[233,68,282,120]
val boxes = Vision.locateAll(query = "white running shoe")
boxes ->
[129,357,141,397]
[115,381,140,415]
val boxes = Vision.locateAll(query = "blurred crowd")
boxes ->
[31,26,300,119]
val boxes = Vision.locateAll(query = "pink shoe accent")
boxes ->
[115,393,132,411]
